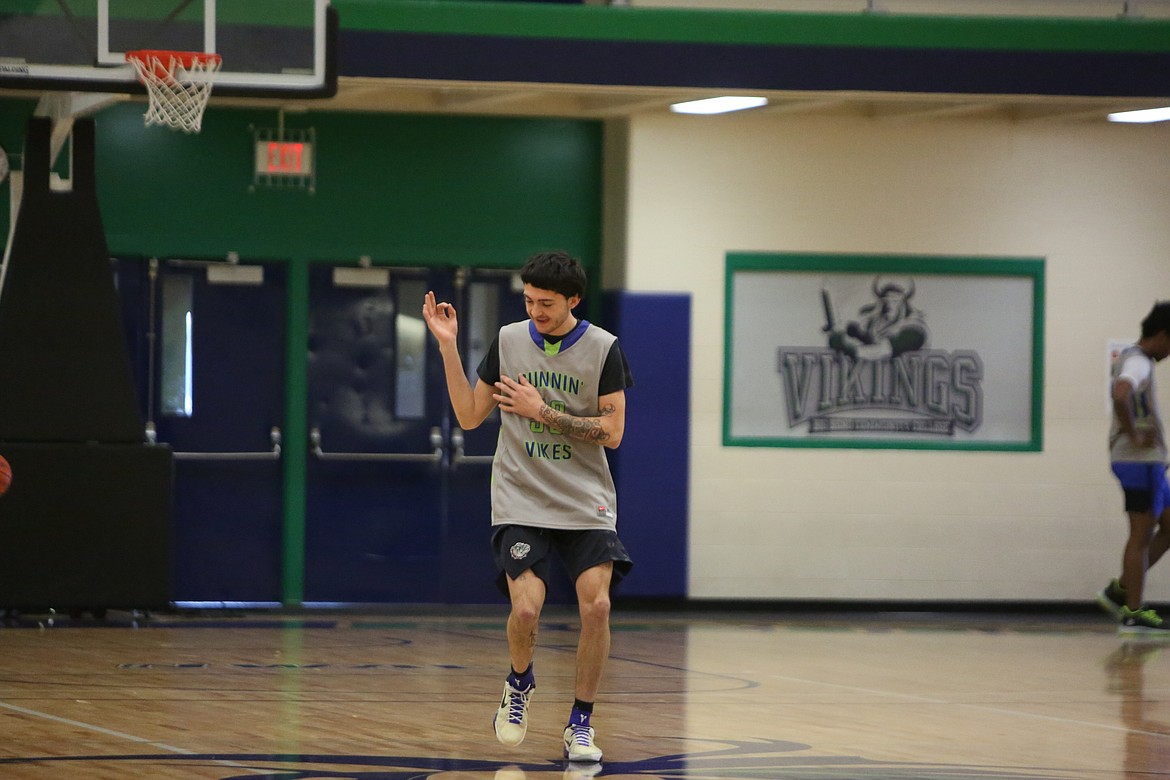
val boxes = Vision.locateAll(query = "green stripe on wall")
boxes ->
[281,256,310,606]
[334,0,1170,54]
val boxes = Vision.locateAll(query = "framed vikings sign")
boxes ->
[723,252,1045,451]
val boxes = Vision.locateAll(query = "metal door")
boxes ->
[116,257,287,604]
[303,264,527,604]
[116,258,551,606]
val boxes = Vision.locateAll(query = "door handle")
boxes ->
[449,429,494,470]
[310,426,444,464]
[170,426,283,461]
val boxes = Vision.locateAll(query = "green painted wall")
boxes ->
[3,101,601,266]
[97,103,600,264]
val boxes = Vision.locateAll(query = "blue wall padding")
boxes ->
[602,291,690,599]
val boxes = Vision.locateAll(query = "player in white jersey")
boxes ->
[423,250,633,764]
[1097,301,1170,634]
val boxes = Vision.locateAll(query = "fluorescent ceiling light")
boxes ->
[1107,106,1170,124]
[670,96,768,115]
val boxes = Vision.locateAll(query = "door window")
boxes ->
[160,272,194,417]
[395,277,428,420]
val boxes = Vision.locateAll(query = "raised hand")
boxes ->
[423,290,459,347]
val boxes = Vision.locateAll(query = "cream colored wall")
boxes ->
[618,111,1170,601]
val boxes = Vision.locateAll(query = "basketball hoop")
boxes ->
[126,50,222,134]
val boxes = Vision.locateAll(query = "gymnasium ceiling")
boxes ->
[219,0,1170,125]
[224,0,1170,125]
[6,0,1170,125]
[234,77,1170,124]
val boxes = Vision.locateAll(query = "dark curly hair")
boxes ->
[520,250,586,300]
[1141,301,1170,339]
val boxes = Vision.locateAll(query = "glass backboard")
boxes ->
[0,0,336,98]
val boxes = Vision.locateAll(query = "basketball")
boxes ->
[0,454,11,496]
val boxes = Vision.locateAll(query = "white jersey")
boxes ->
[491,320,619,531]
[1110,343,1166,463]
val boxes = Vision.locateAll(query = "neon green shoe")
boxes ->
[1096,579,1126,619]
[1120,606,1170,635]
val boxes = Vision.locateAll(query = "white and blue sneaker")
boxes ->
[563,761,603,779]
[563,723,603,762]
[493,681,533,746]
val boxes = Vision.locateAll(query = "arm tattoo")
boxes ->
[539,403,616,443]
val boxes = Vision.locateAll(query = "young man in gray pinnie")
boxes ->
[423,250,633,763]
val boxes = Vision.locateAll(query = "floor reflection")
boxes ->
[1105,640,1170,779]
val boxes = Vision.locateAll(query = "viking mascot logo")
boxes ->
[778,275,983,436]
[825,277,928,361]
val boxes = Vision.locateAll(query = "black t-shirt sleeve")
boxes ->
[476,334,501,385]
[599,339,633,396]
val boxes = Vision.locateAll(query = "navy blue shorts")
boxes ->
[491,524,633,596]
[1112,462,1170,517]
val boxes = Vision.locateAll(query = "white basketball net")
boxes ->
[128,52,222,134]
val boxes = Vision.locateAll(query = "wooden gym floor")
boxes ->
[0,606,1164,779]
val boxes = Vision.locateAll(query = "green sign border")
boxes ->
[723,252,1045,452]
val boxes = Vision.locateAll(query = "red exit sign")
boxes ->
[254,141,314,176]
